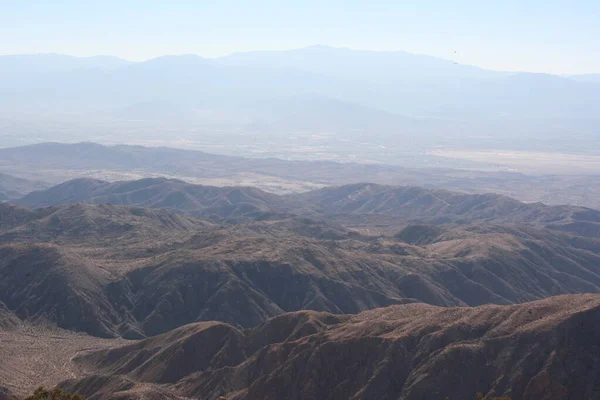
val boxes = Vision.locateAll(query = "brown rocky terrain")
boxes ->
[2,199,600,340]
[2,176,600,399]
[18,179,600,237]
[16,177,285,222]
[56,294,600,400]
[287,182,600,237]
[0,202,212,244]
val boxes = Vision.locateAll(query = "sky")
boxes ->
[1,0,599,75]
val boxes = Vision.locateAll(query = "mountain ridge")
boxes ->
[1,47,598,120]
[3,196,600,338]
[17,178,600,238]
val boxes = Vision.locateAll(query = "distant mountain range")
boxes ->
[570,73,600,84]
[1,46,598,123]
[0,53,130,78]
[217,44,507,81]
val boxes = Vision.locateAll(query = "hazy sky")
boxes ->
[2,0,599,74]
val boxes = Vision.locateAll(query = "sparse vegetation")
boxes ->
[25,387,85,400]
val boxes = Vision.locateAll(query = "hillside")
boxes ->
[0,173,48,201]
[59,294,600,400]
[2,199,600,338]
[17,177,285,221]
[3,178,600,398]
[0,202,211,243]
[290,182,600,236]
[18,178,600,237]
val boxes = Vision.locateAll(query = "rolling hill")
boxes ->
[18,178,600,237]
[16,177,285,221]
[290,182,600,237]
[3,175,600,398]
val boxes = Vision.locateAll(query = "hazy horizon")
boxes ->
[3,1,600,75]
[1,2,599,180]
[2,44,598,77]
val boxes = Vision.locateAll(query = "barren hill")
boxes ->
[59,294,600,400]
[2,201,600,339]
[18,179,600,238]
[4,178,600,399]
[17,177,285,221]
[289,182,600,236]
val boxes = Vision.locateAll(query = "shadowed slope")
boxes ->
[0,244,120,337]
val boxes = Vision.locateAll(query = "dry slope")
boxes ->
[2,202,600,338]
